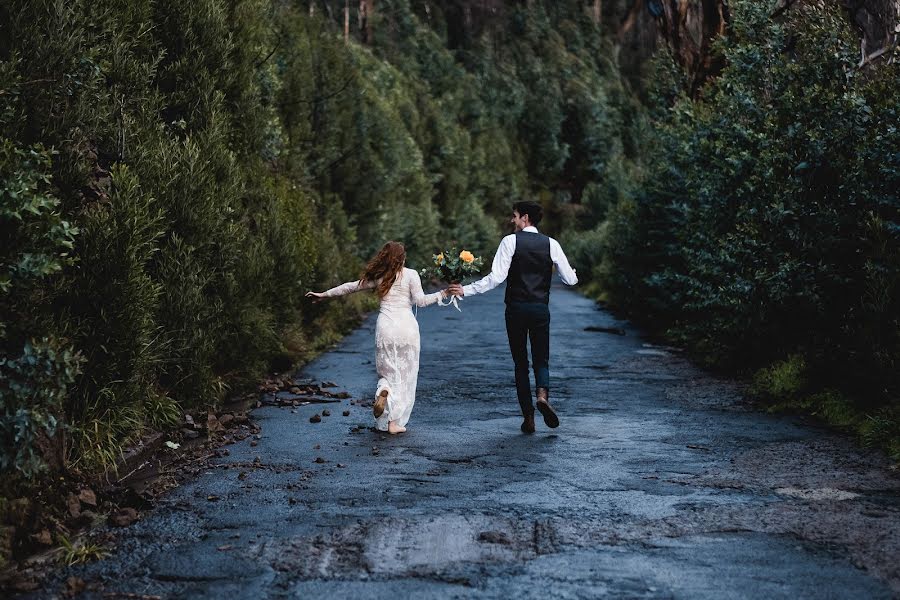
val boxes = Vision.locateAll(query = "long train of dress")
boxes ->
[322,268,442,430]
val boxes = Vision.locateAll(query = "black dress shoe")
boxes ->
[521,413,536,434]
[536,400,559,428]
[535,388,559,428]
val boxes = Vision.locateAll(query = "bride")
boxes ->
[306,242,450,434]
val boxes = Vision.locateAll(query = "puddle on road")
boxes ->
[263,515,536,578]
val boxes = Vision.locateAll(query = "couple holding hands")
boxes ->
[306,201,578,435]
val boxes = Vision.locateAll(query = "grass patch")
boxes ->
[751,357,900,461]
[58,534,108,566]
[750,354,807,400]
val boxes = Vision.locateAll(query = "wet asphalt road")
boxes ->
[36,285,900,598]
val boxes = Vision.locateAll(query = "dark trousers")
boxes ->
[505,301,550,416]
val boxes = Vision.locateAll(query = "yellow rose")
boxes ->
[435,253,444,265]
[459,250,475,263]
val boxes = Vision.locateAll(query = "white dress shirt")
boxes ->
[462,226,578,296]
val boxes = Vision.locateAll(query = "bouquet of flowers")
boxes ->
[420,248,484,310]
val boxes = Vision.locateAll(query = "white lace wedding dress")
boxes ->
[322,268,443,431]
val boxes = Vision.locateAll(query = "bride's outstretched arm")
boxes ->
[409,270,447,307]
[306,279,376,302]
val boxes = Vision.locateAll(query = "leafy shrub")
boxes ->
[598,1,900,410]
[0,338,82,476]
[0,140,80,476]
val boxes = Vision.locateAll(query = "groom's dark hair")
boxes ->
[512,200,543,226]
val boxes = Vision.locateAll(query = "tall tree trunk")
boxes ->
[651,0,729,97]
[617,0,644,42]
[841,0,899,67]
[344,0,349,43]
[359,0,374,44]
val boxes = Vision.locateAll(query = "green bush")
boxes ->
[0,338,82,476]
[598,1,900,410]
[0,140,81,475]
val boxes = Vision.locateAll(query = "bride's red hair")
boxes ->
[361,241,406,298]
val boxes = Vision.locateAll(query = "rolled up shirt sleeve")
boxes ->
[550,238,578,285]
[462,234,516,296]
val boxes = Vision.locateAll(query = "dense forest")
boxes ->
[1,0,898,529]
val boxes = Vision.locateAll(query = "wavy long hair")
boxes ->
[361,241,406,298]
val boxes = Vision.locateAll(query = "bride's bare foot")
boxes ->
[387,420,406,434]
[374,389,388,418]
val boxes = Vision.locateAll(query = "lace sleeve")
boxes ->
[408,270,443,307]
[322,279,376,297]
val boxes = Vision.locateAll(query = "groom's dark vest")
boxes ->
[505,231,553,305]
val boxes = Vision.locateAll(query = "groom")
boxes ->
[449,200,578,433]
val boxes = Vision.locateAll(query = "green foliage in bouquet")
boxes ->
[420,249,484,284]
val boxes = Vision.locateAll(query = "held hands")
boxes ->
[447,283,465,297]
[437,283,464,312]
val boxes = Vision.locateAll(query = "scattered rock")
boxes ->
[314,444,320,449]
[108,507,138,527]
[184,414,196,428]
[219,413,234,427]
[75,510,97,527]
[310,414,321,423]
[207,495,220,502]
[343,410,350,416]
[207,411,223,433]
[78,488,97,507]
[314,457,326,464]
[31,529,52,546]
[66,493,81,518]
[217,544,233,551]
[250,440,258,447]
[322,381,338,388]
[63,576,86,597]
[337,463,347,468]
[322,409,331,417]
[253,456,261,464]
[335,392,351,399]
[181,428,200,439]
[238,471,248,480]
